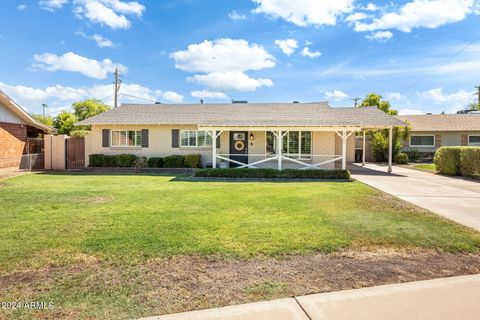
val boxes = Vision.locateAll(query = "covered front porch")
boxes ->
[203,126,395,172]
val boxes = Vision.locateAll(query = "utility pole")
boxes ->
[475,85,480,108]
[113,68,122,108]
[352,98,361,108]
[42,103,47,117]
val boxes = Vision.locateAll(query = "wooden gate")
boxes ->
[66,137,85,169]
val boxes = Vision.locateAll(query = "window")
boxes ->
[111,130,142,147]
[180,130,212,147]
[410,135,435,147]
[469,135,480,146]
[266,131,312,159]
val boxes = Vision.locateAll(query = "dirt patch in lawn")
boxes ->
[1,250,480,319]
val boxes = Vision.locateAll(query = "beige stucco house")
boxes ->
[397,114,480,152]
[78,102,404,171]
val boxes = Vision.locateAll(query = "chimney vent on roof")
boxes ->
[293,101,299,104]
[426,113,432,115]
[200,99,204,104]
[232,100,248,104]
[155,102,161,104]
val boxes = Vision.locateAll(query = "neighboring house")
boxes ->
[78,102,404,171]
[0,90,52,169]
[397,114,480,153]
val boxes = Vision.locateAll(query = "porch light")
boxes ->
[249,132,255,141]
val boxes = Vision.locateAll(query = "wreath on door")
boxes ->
[234,140,245,151]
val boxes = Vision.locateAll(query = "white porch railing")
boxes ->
[215,154,343,170]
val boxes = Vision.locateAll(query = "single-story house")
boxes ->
[0,89,52,169]
[397,114,480,153]
[77,102,405,171]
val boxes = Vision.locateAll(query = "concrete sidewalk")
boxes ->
[141,274,480,320]
[350,163,480,231]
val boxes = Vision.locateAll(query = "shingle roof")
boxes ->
[0,89,53,132]
[77,102,405,127]
[397,114,480,132]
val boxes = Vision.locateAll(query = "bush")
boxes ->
[394,152,409,164]
[434,147,461,176]
[133,156,148,168]
[147,157,163,168]
[195,168,351,179]
[184,154,202,168]
[89,154,106,167]
[70,130,90,138]
[115,154,138,168]
[164,155,185,168]
[460,148,480,178]
[370,131,388,162]
[404,149,420,162]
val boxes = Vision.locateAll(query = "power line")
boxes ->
[119,92,158,103]
[401,33,480,95]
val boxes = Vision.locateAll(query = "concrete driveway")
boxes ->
[350,163,480,231]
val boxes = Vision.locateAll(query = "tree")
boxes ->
[360,93,398,115]
[53,111,77,135]
[32,114,54,126]
[73,99,110,121]
[468,102,480,111]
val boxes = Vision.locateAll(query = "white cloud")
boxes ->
[418,87,474,112]
[325,90,349,101]
[188,72,274,92]
[171,38,276,93]
[17,4,27,10]
[398,108,424,115]
[364,3,378,11]
[300,47,321,58]
[33,51,127,79]
[365,30,393,41]
[191,90,230,100]
[253,0,354,27]
[171,38,275,73]
[354,0,479,33]
[0,81,183,113]
[76,31,115,48]
[73,0,145,29]
[39,0,68,11]
[345,12,370,23]
[386,92,405,101]
[229,10,247,20]
[158,90,184,103]
[274,39,298,56]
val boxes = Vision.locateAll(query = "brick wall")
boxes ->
[0,122,26,168]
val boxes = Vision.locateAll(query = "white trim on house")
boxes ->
[468,134,480,146]
[409,134,435,147]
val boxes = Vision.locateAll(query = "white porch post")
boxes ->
[342,131,347,170]
[277,130,282,170]
[211,130,217,168]
[362,130,366,166]
[388,126,393,173]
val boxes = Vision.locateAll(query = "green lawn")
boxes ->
[413,163,437,172]
[1,172,479,319]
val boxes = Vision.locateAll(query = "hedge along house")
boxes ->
[0,89,52,169]
[397,114,480,153]
[77,102,405,171]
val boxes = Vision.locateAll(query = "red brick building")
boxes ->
[0,90,52,169]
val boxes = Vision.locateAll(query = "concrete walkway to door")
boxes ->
[350,163,480,231]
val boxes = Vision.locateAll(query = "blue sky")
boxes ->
[1,0,480,116]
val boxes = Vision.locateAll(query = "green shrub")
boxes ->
[195,168,350,179]
[434,147,461,176]
[114,154,138,167]
[89,154,106,167]
[184,154,202,168]
[70,130,90,138]
[460,148,480,178]
[404,149,420,162]
[147,157,164,168]
[164,155,185,168]
[134,156,148,168]
[394,152,409,164]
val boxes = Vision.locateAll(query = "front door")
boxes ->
[229,131,248,167]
